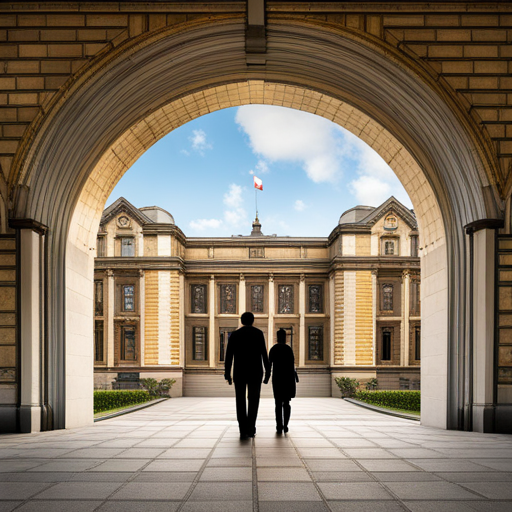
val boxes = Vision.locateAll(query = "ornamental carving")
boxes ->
[382,284,393,311]
[191,284,207,314]
[278,285,294,314]
[249,247,265,258]
[117,215,131,228]
[220,284,236,314]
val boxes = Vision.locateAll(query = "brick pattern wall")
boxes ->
[355,271,373,365]
[144,270,158,365]
[0,235,16,407]
[170,270,180,365]
[333,271,344,365]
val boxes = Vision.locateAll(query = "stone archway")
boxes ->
[7,19,499,431]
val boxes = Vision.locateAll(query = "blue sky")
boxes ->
[107,106,412,237]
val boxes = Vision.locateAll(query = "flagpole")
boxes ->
[255,188,258,219]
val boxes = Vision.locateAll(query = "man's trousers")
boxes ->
[234,378,262,436]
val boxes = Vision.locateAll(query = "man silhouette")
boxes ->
[224,312,270,440]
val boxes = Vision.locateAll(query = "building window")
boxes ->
[308,326,323,360]
[278,285,294,314]
[123,285,135,312]
[193,326,207,361]
[251,285,264,313]
[97,236,106,257]
[121,237,135,257]
[219,327,235,362]
[220,284,237,314]
[191,284,207,314]
[121,326,136,361]
[410,281,420,315]
[411,235,419,257]
[94,320,104,362]
[384,240,395,255]
[415,327,421,360]
[94,280,103,316]
[382,328,392,361]
[308,285,323,313]
[382,284,393,311]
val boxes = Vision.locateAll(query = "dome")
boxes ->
[338,205,375,225]
[139,206,175,224]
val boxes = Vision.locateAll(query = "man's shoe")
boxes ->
[276,428,282,435]
[240,434,249,440]
[247,432,255,438]
[283,426,289,433]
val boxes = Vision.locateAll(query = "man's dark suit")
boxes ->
[224,324,270,436]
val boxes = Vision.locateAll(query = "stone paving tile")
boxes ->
[403,502,486,512]
[343,448,397,459]
[33,482,124,500]
[296,447,346,458]
[372,472,442,482]
[181,501,252,512]
[258,482,322,501]
[312,471,374,482]
[328,502,405,512]
[461,482,512,499]
[210,447,252,458]
[15,501,103,512]
[111,482,192,500]
[132,439,179,448]
[97,502,180,512]
[291,438,334,448]
[330,438,378,448]
[358,459,419,472]
[200,467,252,481]
[439,472,512,483]
[387,448,446,458]
[70,473,133,482]
[259,502,329,512]
[158,448,211,459]
[408,459,493,472]
[88,459,150,472]
[0,503,22,512]
[133,472,197,482]
[26,460,104,472]
[0,460,45,472]
[318,482,395,500]
[0,472,74,483]
[174,438,218,448]
[188,481,253,501]
[0,482,52,500]
[206,457,252,467]
[257,467,311,481]
[143,459,204,472]
[16,449,76,458]
[474,459,512,471]
[60,448,125,459]
[256,457,303,467]
[304,459,361,472]
[383,481,483,500]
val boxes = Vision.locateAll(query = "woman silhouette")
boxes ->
[268,328,297,434]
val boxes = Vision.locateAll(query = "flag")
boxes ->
[254,176,263,191]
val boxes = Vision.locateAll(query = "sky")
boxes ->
[107,105,412,237]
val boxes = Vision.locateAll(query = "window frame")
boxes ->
[120,325,137,361]
[120,236,135,257]
[193,326,208,361]
[94,320,104,363]
[190,284,207,314]
[308,284,323,314]
[122,284,135,312]
[308,326,324,361]
[382,327,392,361]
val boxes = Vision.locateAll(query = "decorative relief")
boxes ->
[0,369,15,382]
[278,285,294,314]
[308,285,323,313]
[249,247,265,258]
[117,215,131,228]
[208,247,214,259]
[384,214,398,230]
[220,284,237,314]
[251,285,264,313]
[191,284,207,314]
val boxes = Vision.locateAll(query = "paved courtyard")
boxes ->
[0,398,511,512]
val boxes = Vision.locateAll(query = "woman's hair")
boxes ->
[277,328,287,343]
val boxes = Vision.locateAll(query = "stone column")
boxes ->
[18,226,45,433]
[239,273,246,314]
[106,269,115,368]
[179,270,185,367]
[139,270,145,367]
[329,274,335,366]
[299,274,306,367]
[209,275,215,367]
[372,270,378,366]
[268,273,274,348]
[403,270,411,367]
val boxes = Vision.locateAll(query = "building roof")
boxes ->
[139,206,175,224]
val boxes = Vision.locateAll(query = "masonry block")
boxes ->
[47,15,85,27]
[41,29,77,42]
[77,29,107,41]
[469,77,499,90]
[86,14,128,27]
[441,61,473,74]
[41,60,71,73]
[19,45,48,58]
[17,77,44,90]
[428,45,463,58]
[18,15,46,27]
[6,61,40,74]
[8,30,39,42]
[461,15,499,27]
[0,78,16,90]
[474,61,508,74]
[437,29,471,41]
[48,44,82,58]
[464,45,499,58]
[383,16,424,27]
[0,46,17,58]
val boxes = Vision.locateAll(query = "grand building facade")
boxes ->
[93,196,421,397]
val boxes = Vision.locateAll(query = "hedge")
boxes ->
[354,390,420,412]
[94,390,151,413]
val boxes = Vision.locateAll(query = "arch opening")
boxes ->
[8,20,498,432]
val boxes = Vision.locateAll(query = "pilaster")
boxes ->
[268,273,274,349]
[106,269,115,368]
[403,270,411,367]
[299,274,305,367]
[209,275,215,368]
[239,273,246,313]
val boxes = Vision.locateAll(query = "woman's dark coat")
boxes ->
[268,343,296,400]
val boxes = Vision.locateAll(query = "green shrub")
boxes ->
[365,378,378,390]
[354,390,420,412]
[334,377,360,398]
[94,390,151,414]
[140,378,176,397]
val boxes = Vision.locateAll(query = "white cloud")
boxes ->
[223,184,243,208]
[349,176,392,207]
[294,200,306,211]
[255,160,269,174]
[189,218,222,231]
[189,129,212,155]
[223,184,247,227]
[236,106,344,183]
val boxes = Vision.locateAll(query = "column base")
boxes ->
[19,405,41,433]
[0,406,17,433]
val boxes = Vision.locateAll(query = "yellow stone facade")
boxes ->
[94,196,421,396]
